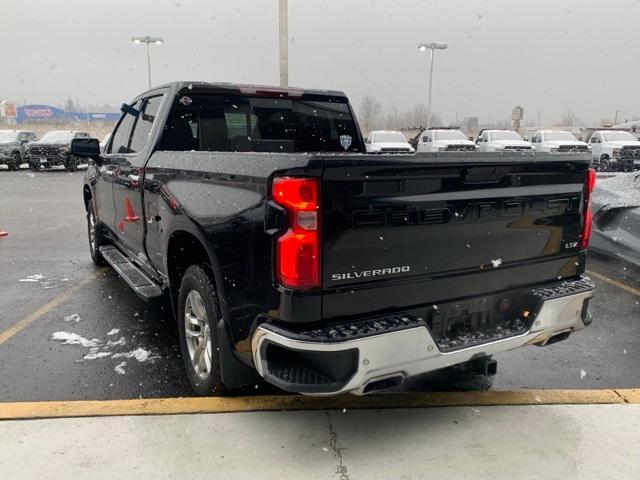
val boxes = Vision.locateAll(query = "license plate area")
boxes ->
[425,290,541,352]
[40,158,48,164]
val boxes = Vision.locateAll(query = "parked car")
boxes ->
[530,130,590,154]
[587,130,640,172]
[476,129,533,152]
[25,130,91,172]
[590,172,640,266]
[0,130,37,170]
[365,130,414,153]
[416,128,476,152]
[75,81,595,397]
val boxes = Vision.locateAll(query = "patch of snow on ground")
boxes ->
[84,351,112,360]
[19,274,45,283]
[114,362,127,374]
[491,259,502,268]
[580,369,587,380]
[52,331,99,348]
[64,314,81,323]
[112,348,151,362]
[106,328,120,336]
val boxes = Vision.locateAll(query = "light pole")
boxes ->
[279,0,289,87]
[418,42,448,129]
[132,36,164,89]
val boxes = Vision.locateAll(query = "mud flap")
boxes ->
[217,319,262,389]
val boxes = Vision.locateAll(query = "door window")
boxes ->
[108,102,140,154]
[129,95,164,153]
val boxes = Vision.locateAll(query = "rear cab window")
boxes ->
[159,90,363,153]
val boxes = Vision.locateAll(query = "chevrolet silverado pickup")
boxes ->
[74,81,596,396]
[26,130,91,171]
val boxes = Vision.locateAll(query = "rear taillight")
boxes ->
[579,168,596,250]
[272,176,321,290]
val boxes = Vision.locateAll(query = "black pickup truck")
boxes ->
[74,81,596,396]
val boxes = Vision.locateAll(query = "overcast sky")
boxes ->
[2,0,639,125]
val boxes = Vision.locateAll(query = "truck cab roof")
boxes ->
[135,81,347,101]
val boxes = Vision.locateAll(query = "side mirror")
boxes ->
[121,103,140,117]
[71,138,100,158]
[468,136,474,142]
[523,137,529,142]
[364,137,369,144]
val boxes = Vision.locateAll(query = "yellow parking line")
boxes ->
[587,270,640,298]
[0,389,637,420]
[0,268,107,346]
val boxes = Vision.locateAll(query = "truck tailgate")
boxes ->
[321,153,591,319]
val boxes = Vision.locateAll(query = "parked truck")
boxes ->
[0,130,37,170]
[74,81,596,396]
[587,130,640,171]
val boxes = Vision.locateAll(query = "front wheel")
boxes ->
[178,264,225,396]
[87,199,106,265]
[600,156,611,172]
[65,156,78,172]
[8,152,21,171]
[28,161,41,172]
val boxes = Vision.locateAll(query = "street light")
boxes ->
[417,42,448,129]
[132,36,164,89]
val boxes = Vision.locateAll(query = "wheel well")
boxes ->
[83,186,92,210]
[167,230,213,296]
[601,154,610,160]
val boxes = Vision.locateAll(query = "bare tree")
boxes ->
[561,109,583,127]
[357,95,382,135]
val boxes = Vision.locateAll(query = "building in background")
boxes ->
[16,104,120,124]
[0,100,18,125]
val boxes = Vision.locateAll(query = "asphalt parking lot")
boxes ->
[0,169,639,402]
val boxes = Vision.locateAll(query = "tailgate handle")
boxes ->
[463,168,513,185]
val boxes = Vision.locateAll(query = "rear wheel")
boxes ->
[87,199,106,265]
[28,160,41,172]
[8,152,21,171]
[177,264,225,396]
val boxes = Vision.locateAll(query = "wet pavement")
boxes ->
[0,169,638,402]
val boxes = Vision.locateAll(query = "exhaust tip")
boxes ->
[545,330,571,346]
[362,374,404,394]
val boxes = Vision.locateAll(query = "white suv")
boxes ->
[476,129,533,152]
[416,128,476,152]
[588,130,640,171]
[530,130,589,154]
[365,130,414,153]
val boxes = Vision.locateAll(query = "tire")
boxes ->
[65,156,78,172]
[600,156,611,172]
[28,160,40,172]
[87,199,106,265]
[177,264,225,396]
[8,152,21,171]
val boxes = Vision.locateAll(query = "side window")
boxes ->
[159,94,251,152]
[108,102,140,154]
[129,95,164,153]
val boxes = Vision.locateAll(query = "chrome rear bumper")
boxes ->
[251,278,594,396]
